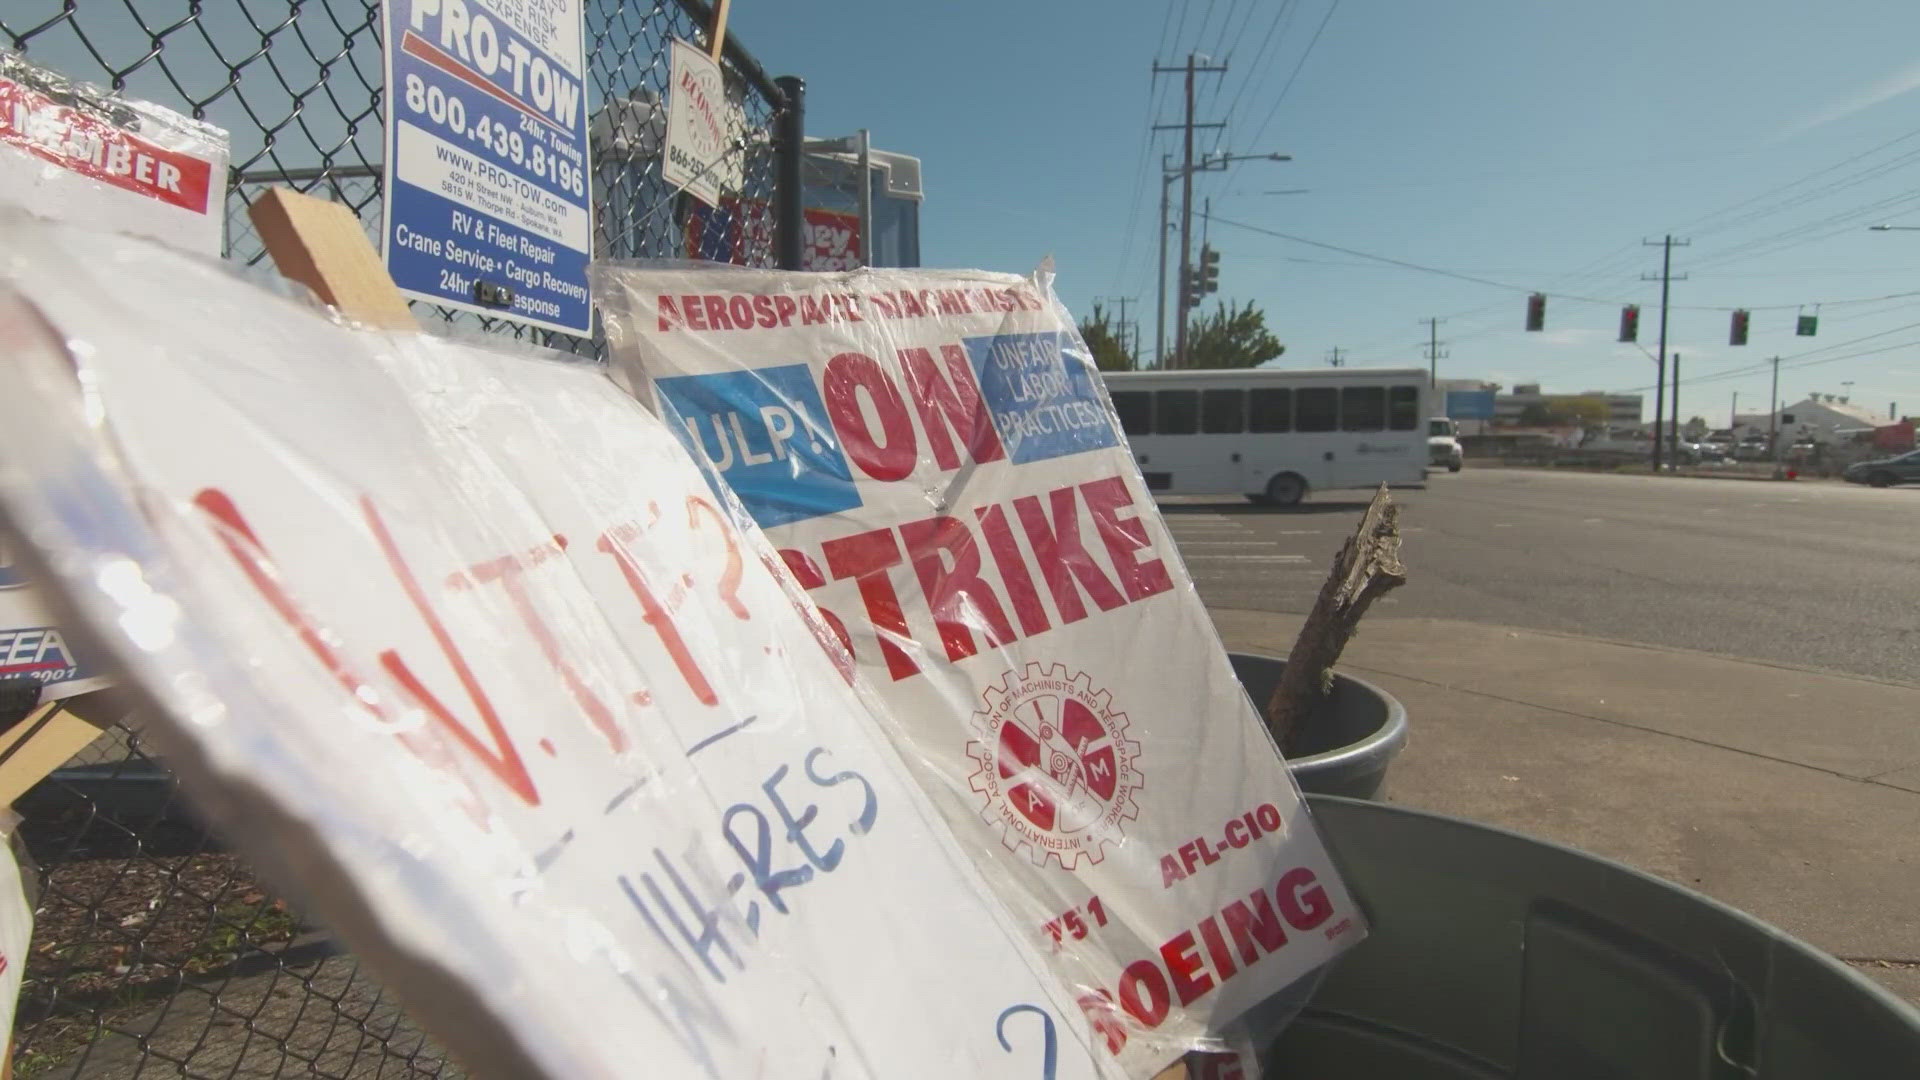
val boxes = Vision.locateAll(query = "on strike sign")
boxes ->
[599,265,1365,1074]
[0,215,1109,1078]
[381,0,594,334]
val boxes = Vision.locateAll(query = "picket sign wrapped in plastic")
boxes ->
[596,264,1366,1072]
[0,214,1111,1079]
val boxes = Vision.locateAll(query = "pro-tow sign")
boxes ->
[381,0,593,335]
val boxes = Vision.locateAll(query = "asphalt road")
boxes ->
[1161,468,1920,684]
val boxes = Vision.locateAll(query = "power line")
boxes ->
[1204,214,1920,312]
[1231,0,1341,182]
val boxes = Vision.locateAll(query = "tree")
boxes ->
[1684,415,1709,439]
[1078,302,1136,372]
[1186,300,1285,369]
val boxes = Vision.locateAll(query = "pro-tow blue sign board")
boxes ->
[381,0,593,335]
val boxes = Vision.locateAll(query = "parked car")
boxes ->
[1842,450,1920,488]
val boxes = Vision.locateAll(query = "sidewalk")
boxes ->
[1211,609,1920,1006]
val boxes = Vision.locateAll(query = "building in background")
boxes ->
[803,138,923,268]
[1495,384,1642,428]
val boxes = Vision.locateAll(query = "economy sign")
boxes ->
[381,0,593,334]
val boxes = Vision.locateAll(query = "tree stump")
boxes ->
[1264,485,1407,755]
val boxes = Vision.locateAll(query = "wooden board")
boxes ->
[247,188,416,330]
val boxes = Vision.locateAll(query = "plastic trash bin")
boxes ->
[1252,796,1920,1078]
[1228,652,1408,800]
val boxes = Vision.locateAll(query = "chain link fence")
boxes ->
[2,2,796,1075]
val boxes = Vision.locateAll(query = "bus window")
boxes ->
[1296,387,1337,432]
[1111,391,1152,436]
[1389,386,1420,430]
[1341,386,1386,431]
[1250,387,1292,432]
[1201,388,1246,433]
[1156,389,1200,434]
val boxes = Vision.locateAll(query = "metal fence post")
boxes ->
[775,75,806,271]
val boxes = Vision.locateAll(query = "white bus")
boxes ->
[1102,367,1430,506]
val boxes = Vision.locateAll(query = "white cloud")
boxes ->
[1781,61,1920,138]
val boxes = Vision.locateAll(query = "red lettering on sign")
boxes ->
[656,295,683,332]
[193,488,541,807]
[777,547,856,676]
[898,515,1014,662]
[702,294,733,331]
[683,294,709,331]
[1221,890,1288,964]
[458,537,624,753]
[822,351,916,481]
[1013,486,1124,623]
[899,344,1006,471]
[771,294,798,327]
[596,527,719,706]
[799,295,827,326]
[820,527,920,681]
[973,503,1051,638]
[1080,476,1173,602]
[1196,914,1238,981]
[0,78,214,214]
[1116,959,1170,1028]
[685,495,749,620]
[1161,930,1215,1007]
[1278,867,1333,930]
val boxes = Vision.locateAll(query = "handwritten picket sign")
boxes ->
[597,264,1366,1075]
[0,214,1106,1079]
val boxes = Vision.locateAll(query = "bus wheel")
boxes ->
[1266,472,1307,508]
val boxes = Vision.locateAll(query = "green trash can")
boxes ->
[1250,796,1920,1078]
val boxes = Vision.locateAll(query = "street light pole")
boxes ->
[1154,151,1290,370]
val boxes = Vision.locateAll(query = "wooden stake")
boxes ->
[708,0,733,61]
[247,188,416,330]
[1265,484,1407,754]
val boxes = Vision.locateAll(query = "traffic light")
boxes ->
[1797,313,1818,336]
[1525,292,1545,331]
[1730,308,1750,346]
[1618,304,1640,343]
[1183,247,1221,310]
[1198,245,1220,297]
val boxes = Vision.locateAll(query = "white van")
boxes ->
[1102,367,1430,506]
[1429,416,1464,472]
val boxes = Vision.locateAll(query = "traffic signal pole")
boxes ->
[1154,54,1226,368]
[1642,234,1690,471]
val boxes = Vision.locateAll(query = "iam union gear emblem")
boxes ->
[966,663,1143,869]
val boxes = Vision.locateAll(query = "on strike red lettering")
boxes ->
[898,515,1014,662]
[657,295,683,332]
[596,528,719,705]
[1221,890,1288,964]
[777,548,856,672]
[899,344,1006,471]
[1278,867,1334,930]
[820,528,920,680]
[1080,476,1173,602]
[460,539,624,753]
[1116,959,1171,1028]
[1013,486,1124,623]
[686,496,748,620]
[973,504,1050,638]
[1161,930,1215,1007]
[360,496,542,806]
[702,295,733,331]
[822,351,916,481]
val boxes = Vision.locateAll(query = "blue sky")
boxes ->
[15,1,1920,426]
[730,0,1920,426]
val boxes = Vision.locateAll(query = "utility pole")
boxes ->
[1112,296,1136,366]
[1769,355,1782,478]
[1156,163,1172,367]
[1326,346,1347,367]
[1731,391,1738,432]
[1642,234,1689,471]
[1421,316,1448,388]
[1670,352,1681,462]
[1153,54,1227,368]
